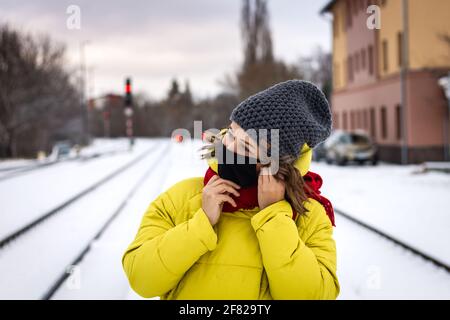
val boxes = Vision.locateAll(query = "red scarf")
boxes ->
[203,167,336,227]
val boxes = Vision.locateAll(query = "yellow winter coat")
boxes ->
[122,143,340,300]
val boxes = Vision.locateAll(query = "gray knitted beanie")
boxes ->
[229,79,332,158]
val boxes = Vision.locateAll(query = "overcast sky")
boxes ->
[0,0,332,100]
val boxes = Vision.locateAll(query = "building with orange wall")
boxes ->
[321,0,450,163]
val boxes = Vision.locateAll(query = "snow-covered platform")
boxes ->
[1,138,449,299]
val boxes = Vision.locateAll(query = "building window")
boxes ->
[397,32,403,67]
[338,64,341,86]
[370,107,376,138]
[381,106,388,139]
[350,111,355,130]
[356,110,360,129]
[395,104,402,140]
[359,110,363,128]
[382,40,388,72]
[337,63,340,86]
[334,112,340,129]
[348,56,354,82]
[346,0,353,27]
[343,111,348,130]
[364,109,369,129]
[334,63,339,87]
[368,45,374,75]
[343,59,347,82]
[361,48,366,69]
[355,52,360,72]
[333,16,339,37]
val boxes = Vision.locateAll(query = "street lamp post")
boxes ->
[79,40,90,145]
[438,73,450,161]
[400,0,409,165]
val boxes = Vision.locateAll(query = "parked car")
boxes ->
[323,130,378,166]
[312,141,327,162]
[49,141,73,160]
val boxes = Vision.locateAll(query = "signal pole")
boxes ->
[124,77,134,149]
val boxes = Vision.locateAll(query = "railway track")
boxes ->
[0,143,160,249]
[0,148,128,182]
[2,142,448,299]
[42,143,171,300]
[334,208,450,273]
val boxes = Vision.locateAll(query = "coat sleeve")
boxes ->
[121,182,217,298]
[251,199,340,300]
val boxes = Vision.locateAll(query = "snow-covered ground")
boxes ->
[0,159,35,171]
[311,161,450,267]
[0,139,167,299]
[52,139,205,300]
[0,139,154,241]
[1,138,449,299]
[0,138,130,180]
[334,215,450,299]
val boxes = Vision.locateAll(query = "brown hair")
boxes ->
[199,129,312,217]
[275,154,312,217]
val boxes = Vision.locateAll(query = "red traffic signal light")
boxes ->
[125,79,131,94]
[125,78,132,106]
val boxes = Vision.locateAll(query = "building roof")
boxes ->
[320,0,337,14]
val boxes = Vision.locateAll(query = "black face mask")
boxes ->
[217,142,258,188]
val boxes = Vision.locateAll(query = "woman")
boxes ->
[122,80,340,300]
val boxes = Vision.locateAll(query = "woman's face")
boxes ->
[222,121,264,170]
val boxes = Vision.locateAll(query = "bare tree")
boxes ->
[241,0,273,67]
[221,0,302,100]
[298,46,332,99]
[0,24,80,157]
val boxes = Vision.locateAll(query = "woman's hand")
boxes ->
[202,175,240,226]
[258,167,285,210]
